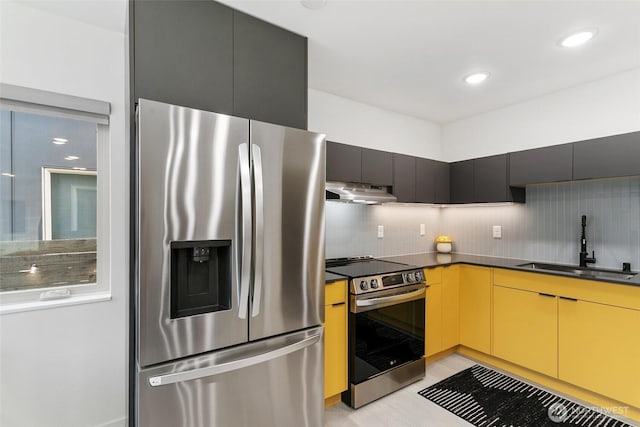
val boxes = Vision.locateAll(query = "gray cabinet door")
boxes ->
[362,148,393,186]
[415,157,436,203]
[393,154,416,202]
[450,160,474,203]
[434,161,450,204]
[326,142,362,183]
[474,155,507,202]
[133,1,234,114]
[233,11,307,130]
[573,132,640,180]
[510,143,573,186]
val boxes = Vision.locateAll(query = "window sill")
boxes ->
[0,292,112,315]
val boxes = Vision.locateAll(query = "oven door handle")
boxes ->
[355,287,426,311]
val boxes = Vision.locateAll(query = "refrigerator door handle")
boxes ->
[238,143,252,319]
[148,332,322,387]
[251,144,264,318]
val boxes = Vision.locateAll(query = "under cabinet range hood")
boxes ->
[325,181,397,204]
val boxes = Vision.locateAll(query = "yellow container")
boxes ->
[435,235,453,253]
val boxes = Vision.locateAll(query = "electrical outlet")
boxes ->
[420,224,426,236]
[492,225,502,239]
[377,225,384,239]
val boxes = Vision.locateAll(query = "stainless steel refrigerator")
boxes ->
[134,99,326,427]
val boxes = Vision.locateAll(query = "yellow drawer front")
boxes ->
[493,285,558,377]
[559,298,640,408]
[425,282,443,357]
[326,280,347,306]
[459,265,491,354]
[324,301,347,399]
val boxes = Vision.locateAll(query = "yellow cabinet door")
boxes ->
[324,300,347,399]
[559,298,640,407]
[425,281,443,357]
[493,285,558,377]
[459,265,491,354]
[441,265,460,350]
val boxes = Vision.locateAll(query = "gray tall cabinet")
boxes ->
[131,0,307,129]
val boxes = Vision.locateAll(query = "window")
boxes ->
[0,84,110,313]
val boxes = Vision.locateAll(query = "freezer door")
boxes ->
[137,327,324,427]
[249,121,326,340]
[136,99,250,367]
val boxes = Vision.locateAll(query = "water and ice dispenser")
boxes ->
[170,240,231,318]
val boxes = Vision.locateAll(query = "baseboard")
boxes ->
[325,393,342,408]
[425,346,459,365]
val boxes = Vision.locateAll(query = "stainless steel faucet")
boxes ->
[579,215,596,267]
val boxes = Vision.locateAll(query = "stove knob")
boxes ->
[407,273,415,283]
[370,279,379,289]
[360,280,369,291]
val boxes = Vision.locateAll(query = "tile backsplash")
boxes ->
[325,202,441,258]
[326,176,640,271]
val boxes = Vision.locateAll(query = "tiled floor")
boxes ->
[325,354,475,427]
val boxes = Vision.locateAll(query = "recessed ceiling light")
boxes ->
[64,155,80,161]
[52,137,68,145]
[464,72,489,85]
[560,30,597,48]
[301,0,327,10]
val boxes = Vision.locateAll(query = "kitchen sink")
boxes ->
[517,262,637,280]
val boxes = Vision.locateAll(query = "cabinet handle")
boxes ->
[538,293,555,298]
[559,296,578,302]
[331,302,346,307]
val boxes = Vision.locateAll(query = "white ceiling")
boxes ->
[19,0,640,124]
[220,0,640,123]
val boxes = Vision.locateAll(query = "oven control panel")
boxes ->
[350,269,426,294]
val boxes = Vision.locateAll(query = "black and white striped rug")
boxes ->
[418,364,634,427]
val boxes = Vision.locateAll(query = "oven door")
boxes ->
[349,284,426,385]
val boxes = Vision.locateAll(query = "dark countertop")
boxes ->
[325,272,347,284]
[379,252,640,287]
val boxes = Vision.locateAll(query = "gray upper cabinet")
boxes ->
[393,154,416,202]
[474,155,508,202]
[509,143,573,186]
[449,160,474,203]
[233,11,307,129]
[133,1,234,114]
[415,158,436,203]
[415,158,449,204]
[326,141,362,183]
[451,155,524,203]
[434,161,450,204]
[573,132,640,180]
[362,148,393,186]
[132,1,307,129]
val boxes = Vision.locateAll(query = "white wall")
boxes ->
[442,68,640,161]
[0,3,128,427]
[308,88,443,160]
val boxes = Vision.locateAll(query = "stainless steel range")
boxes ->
[326,257,427,408]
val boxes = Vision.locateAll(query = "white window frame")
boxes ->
[42,167,98,240]
[0,84,112,314]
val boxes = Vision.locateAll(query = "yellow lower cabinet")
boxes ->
[324,280,347,403]
[459,265,491,354]
[559,298,640,408]
[493,285,558,377]
[441,266,460,350]
[425,281,443,357]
